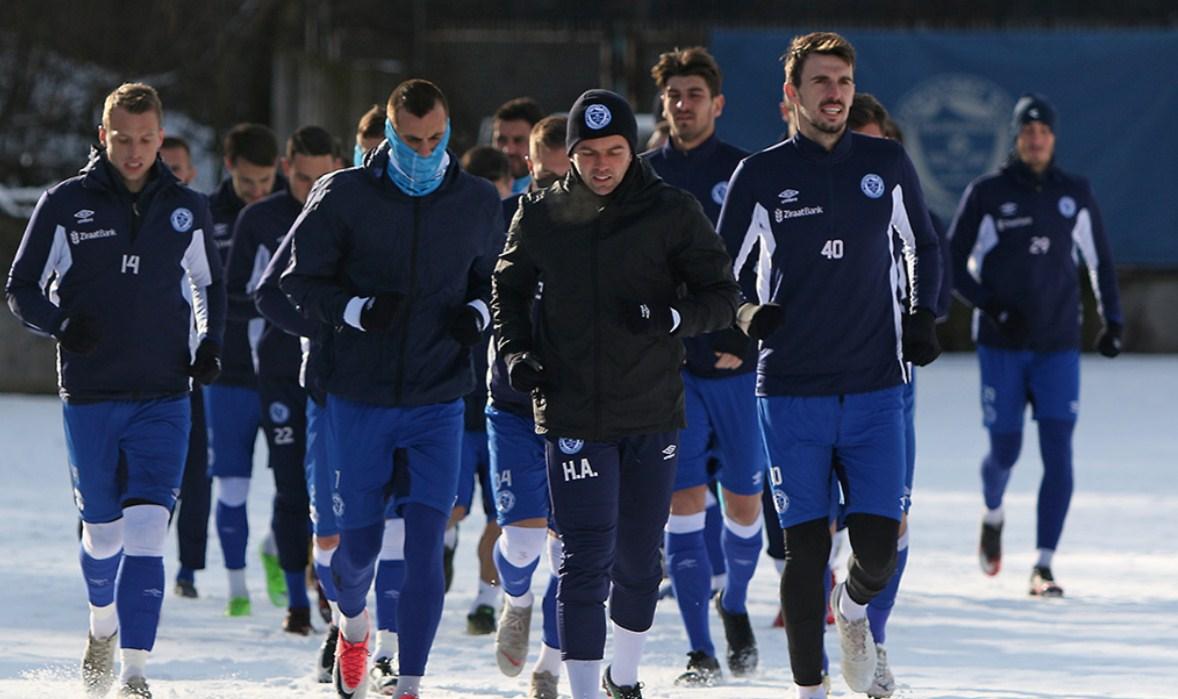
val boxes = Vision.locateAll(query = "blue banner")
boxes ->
[710,29,1178,266]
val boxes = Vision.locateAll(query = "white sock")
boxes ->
[1036,548,1055,569]
[470,579,500,612]
[329,600,341,626]
[394,675,421,698]
[443,526,458,550]
[711,572,727,593]
[506,589,535,608]
[261,531,278,556]
[340,610,369,643]
[119,648,148,682]
[839,585,867,622]
[983,506,1005,526]
[227,568,248,599]
[565,659,602,699]
[608,623,646,687]
[773,557,786,576]
[796,682,827,698]
[533,642,562,676]
[90,603,118,639]
[374,628,398,661]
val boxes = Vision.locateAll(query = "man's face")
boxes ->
[226,157,277,205]
[99,107,163,192]
[572,135,632,196]
[853,121,885,138]
[159,145,195,184]
[393,104,448,157]
[494,118,532,179]
[527,141,570,190]
[785,54,855,138]
[283,152,339,205]
[1016,121,1055,172]
[661,74,724,147]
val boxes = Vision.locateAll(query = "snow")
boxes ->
[1,354,1176,698]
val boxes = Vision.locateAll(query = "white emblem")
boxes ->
[662,444,677,461]
[1028,108,1040,119]
[70,231,79,245]
[584,104,612,130]
[773,489,789,514]
[496,490,516,514]
[332,493,345,517]
[777,189,799,204]
[269,401,290,424]
[171,207,194,232]
[1000,201,1018,216]
[711,181,729,206]
[1058,196,1076,218]
[74,209,95,223]
[558,438,584,455]
[860,173,885,199]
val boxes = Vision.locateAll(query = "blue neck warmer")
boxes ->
[384,118,451,197]
[353,144,365,168]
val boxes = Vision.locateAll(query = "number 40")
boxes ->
[821,239,844,259]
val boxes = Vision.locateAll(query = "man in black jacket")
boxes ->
[492,89,740,699]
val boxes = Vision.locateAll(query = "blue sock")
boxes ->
[284,570,310,609]
[332,522,383,619]
[981,431,1023,511]
[867,539,909,644]
[1036,419,1075,551]
[667,528,714,656]
[397,503,447,677]
[215,502,249,571]
[80,547,121,607]
[541,574,560,650]
[116,555,164,651]
[375,559,406,632]
[493,540,541,598]
[703,499,726,578]
[720,522,762,614]
[176,566,194,584]
[316,562,338,603]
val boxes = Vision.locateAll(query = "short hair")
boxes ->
[848,93,890,133]
[650,46,723,97]
[387,79,448,121]
[356,104,386,141]
[161,135,190,155]
[460,145,510,183]
[223,123,278,166]
[287,125,341,160]
[494,97,544,127]
[102,82,162,129]
[883,119,904,143]
[783,32,856,87]
[530,116,568,152]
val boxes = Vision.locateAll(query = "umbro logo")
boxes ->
[777,189,799,204]
[1000,201,1018,216]
[74,209,95,224]
[662,444,677,460]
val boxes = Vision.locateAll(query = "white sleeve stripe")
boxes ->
[890,184,917,308]
[467,299,491,332]
[182,228,213,287]
[968,215,998,284]
[886,187,909,382]
[732,202,764,281]
[40,225,67,288]
[1071,208,1104,313]
[247,246,272,295]
[749,203,776,305]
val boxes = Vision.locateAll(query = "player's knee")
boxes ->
[670,484,707,514]
[380,518,405,561]
[121,504,170,557]
[499,524,548,567]
[783,517,832,569]
[215,476,250,507]
[845,514,900,602]
[987,431,1023,470]
[722,491,762,526]
[82,519,124,559]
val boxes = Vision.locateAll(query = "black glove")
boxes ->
[505,351,547,392]
[359,294,403,332]
[56,314,100,355]
[736,302,783,340]
[902,308,941,366]
[710,326,753,356]
[980,302,1026,341]
[188,338,222,386]
[622,301,676,336]
[447,305,485,347]
[1097,322,1122,358]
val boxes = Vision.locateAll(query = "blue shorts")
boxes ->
[305,397,338,537]
[327,395,464,529]
[63,396,191,523]
[978,346,1079,433]
[487,405,550,526]
[902,374,916,514]
[760,386,906,529]
[676,371,767,496]
[456,429,493,517]
[203,383,261,478]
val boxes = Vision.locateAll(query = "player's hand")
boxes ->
[622,301,676,336]
[359,293,403,332]
[902,308,941,366]
[736,302,783,340]
[713,352,744,370]
[1097,322,1122,358]
[188,338,222,385]
[55,314,101,355]
[505,351,547,392]
[447,305,485,347]
[981,302,1026,341]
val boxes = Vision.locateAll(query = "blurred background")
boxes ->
[2,0,1176,392]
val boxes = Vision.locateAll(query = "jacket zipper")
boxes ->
[395,198,421,403]
[591,214,602,440]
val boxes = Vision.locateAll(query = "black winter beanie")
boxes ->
[566,89,638,155]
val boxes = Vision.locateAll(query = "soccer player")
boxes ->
[948,93,1123,597]
[6,82,225,698]
[492,97,545,194]
[717,33,942,699]
[160,136,197,186]
[642,46,763,686]
[281,78,504,699]
[493,88,740,699]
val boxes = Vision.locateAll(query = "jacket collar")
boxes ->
[80,145,177,199]
[1003,155,1062,189]
[790,127,854,163]
[660,130,721,162]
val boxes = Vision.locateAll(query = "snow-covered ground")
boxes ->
[1,354,1176,698]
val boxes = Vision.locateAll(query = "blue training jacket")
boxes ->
[643,133,754,379]
[280,143,505,407]
[718,130,942,397]
[6,148,226,402]
[948,158,1122,352]
[255,228,328,403]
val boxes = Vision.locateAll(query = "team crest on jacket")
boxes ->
[269,401,290,424]
[496,490,516,514]
[1058,196,1077,218]
[773,489,789,514]
[711,181,728,206]
[171,207,194,232]
[558,437,584,455]
[860,174,885,199]
[584,104,612,130]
